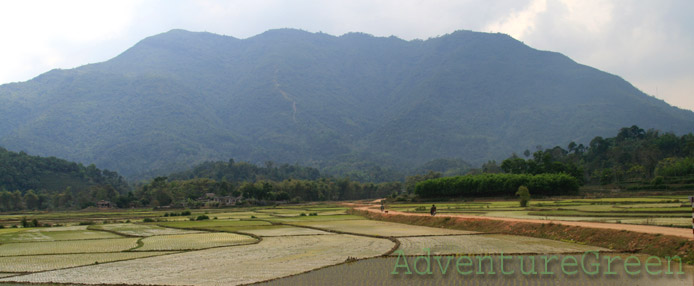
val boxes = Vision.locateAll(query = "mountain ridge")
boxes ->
[0,28,692,180]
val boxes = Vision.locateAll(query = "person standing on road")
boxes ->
[380,201,385,212]
[430,204,437,216]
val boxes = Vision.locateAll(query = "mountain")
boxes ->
[0,29,692,179]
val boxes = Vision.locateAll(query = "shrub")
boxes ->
[196,215,210,221]
[142,218,155,223]
[309,213,318,216]
[79,221,95,225]
[516,185,530,207]
[181,210,192,216]
[300,213,307,216]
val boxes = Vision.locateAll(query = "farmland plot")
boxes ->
[0,226,121,243]
[256,256,692,286]
[0,252,175,272]
[0,238,139,256]
[265,214,366,223]
[1,235,395,286]
[157,220,272,229]
[135,232,257,251]
[237,225,333,237]
[91,223,202,237]
[292,219,477,237]
[396,234,608,255]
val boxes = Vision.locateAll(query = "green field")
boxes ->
[0,226,122,243]
[135,232,257,251]
[90,223,202,237]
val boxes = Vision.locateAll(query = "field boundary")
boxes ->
[348,208,694,264]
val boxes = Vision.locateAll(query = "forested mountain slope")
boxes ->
[0,29,692,179]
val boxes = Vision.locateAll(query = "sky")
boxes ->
[0,0,691,111]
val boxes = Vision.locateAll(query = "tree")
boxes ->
[515,186,530,207]
[24,190,39,210]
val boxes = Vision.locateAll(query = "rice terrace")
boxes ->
[0,197,692,285]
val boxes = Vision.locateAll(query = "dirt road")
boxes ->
[351,204,693,239]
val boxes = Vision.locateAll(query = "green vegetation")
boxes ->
[0,147,129,211]
[500,126,694,188]
[134,233,256,251]
[415,173,578,198]
[515,185,530,207]
[1,29,691,181]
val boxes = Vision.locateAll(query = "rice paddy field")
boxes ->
[388,195,694,227]
[0,200,691,285]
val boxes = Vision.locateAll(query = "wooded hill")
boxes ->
[0,147,129,210]
[1,29,692,180]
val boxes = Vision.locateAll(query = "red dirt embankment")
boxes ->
[347,203,694,264]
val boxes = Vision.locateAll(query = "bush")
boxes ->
[181,210,192,216]
[196,215,210,221]
[79,221,95,225]
[516,186,530,207]
[300,213,307,216]
[142,218,155,223]
[309,213,318,216]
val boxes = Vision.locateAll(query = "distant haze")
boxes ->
[0,0,691,111]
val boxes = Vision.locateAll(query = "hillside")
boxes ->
[0,147,129,210]
[0,29,692,179]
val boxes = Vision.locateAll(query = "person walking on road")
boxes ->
[430,204,437,216]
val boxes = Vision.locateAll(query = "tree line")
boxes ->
[497,125,694,185]
[415,173,579,198]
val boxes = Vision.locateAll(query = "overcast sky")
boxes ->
[0,0,691,110]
